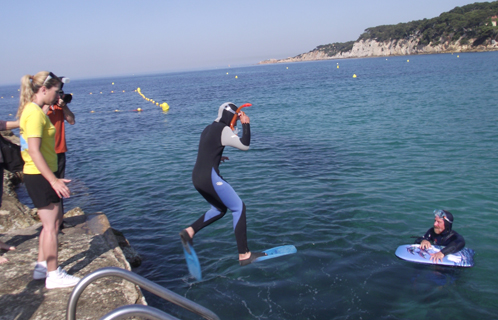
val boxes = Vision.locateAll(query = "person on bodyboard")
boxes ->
[414,209,465,263]
[180,102,266,270]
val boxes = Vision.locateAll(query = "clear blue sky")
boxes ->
[0,0,489,85]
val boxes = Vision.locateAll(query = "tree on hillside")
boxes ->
[310,41,355,57]
[357,1,498,46]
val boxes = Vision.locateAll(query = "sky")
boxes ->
[0,0,491,85]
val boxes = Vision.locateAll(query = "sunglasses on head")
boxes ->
[43,72,57,87]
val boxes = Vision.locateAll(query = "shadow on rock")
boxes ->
[0,280,45,320]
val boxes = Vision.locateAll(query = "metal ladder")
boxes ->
[66,267,220,320]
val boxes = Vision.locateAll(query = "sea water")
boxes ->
[1,51,497,319]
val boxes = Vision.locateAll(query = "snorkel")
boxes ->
[230,103,252,131]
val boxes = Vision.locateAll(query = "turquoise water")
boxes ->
[1,52,497,319]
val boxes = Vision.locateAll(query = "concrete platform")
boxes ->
[0,212,146,320]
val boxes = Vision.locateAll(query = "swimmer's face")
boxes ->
[434,216,445,234]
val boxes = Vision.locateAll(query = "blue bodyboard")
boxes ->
[395,244,475,268]
[182,244,202,280]
[254,245,297,263]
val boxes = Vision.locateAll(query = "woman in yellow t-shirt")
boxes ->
[17,71,80,289]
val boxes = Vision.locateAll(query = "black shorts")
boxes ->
[23,173,60,208]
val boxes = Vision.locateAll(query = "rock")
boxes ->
[1,173,38,232]
[259,38,498,64]
[0,213,146,320]
[0,129,20,144]
[112,228,142,268]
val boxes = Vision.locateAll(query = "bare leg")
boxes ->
[37,228,45,263]
[37,203,62,272]
[0,256,8,264]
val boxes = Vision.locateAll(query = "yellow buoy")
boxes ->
[353,74,357,78]
[337,65,339,69]
[226,72,229,75]
[91,110,95,113]
[137,108,142,112]
[112,82,114,85]
[90,92,93,95]
[160,103,170,112]
[457,55,460,58]
[407,59,409,62]
[115,109,119,112]
[235,75,238,79]
[286,67,288,69]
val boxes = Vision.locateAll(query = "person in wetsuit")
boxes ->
[414,209,465,263]
[180,102,265,266]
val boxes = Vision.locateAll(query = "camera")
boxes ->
[60,91,72,104]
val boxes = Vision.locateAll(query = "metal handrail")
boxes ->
[66,267,220,320]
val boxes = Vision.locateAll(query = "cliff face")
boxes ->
[260,38,498,64]
[346,38,497,57]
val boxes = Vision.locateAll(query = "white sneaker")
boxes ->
[45,267,81,289]
[33,261,47,280]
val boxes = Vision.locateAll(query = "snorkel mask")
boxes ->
[434,209,452,224]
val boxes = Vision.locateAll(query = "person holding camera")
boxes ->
[17,71,80,289]
[47,77,74,181]
[47,82,75,227]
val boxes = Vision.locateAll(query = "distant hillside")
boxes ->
[260,1,498,64]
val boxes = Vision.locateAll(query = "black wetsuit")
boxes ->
[190,102,251,254]
[415,228,465,256]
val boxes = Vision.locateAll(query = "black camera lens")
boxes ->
[62,94,72,103]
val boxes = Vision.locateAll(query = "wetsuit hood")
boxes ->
[215,102,238,126]
[443,210,453,232]
[435,209,454,232]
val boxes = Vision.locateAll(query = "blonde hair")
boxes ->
[16,71,61,118]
